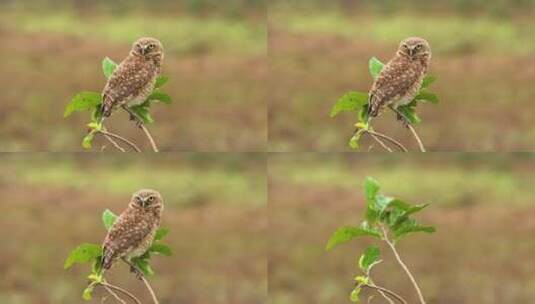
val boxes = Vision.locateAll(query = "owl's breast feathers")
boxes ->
[101,55,159,117]
[101,207,160,270]
[368,56,426,117]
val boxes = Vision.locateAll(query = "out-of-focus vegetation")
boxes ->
[0,1,266,151]
[0,154,267,304]
[269,1,535,151]
[268,153,535,303]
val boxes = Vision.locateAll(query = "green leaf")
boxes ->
[364,177,381,223]
[64,92,102,117]
[130,104,154,124]
[349,129,365,150]
[102,209,118,231]
[326,225,381,251]
[330,91,368,118]
[82,132,95,149]
[155,75,169,88]
[393,218,436,240]
[350,287,361,303]
[149,243,172,256]
[155,228,169,241]
[91,256,103,275]
[397,104,421,124]
[82,284,95,301]
[368,57,384,79]
[358,246,381,273]
[421,75,436,89]
[415,89,439,104]
[132,257,154,276]
[148,90,172,104]
[91,107,103,122]
[64,243,102,269]
[102,57,118,79]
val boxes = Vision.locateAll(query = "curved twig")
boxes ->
[96,129,142,152]
[121,106,159,152]
[121,259,159,304]
[98,281,142,304]
[368,133,393,152]
[361,129,408,152]
[406,124,426,152]
[102,283,127,304]
[388,107,426,152]
[381,226,426,304]
[102,133,127,152]
[362,284,407,304]
[140,275,159,304]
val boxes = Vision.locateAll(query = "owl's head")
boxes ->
[398,37,431,61]
[131,189,164,213]
[131,37,164,63]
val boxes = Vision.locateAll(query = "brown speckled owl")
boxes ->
[101,37,164,118]
[368,37,431,119]
[101,189,164,271]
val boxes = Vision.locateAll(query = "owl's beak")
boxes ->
[408,47,415,56]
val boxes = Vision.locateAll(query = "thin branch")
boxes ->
[96,129,142,152]
[381,226,426,304]
[140,275,159,304]
[97,281,142,304]
[362,284,407,304]
[121,106,159,152]
[368,279,395,304]
[121,259,159,304]
[406,124,426,152]
[360,129,408,152]
[388,107,426,152]
[102,283,127,304]
[369,133,393,152]
[101,128,126,152]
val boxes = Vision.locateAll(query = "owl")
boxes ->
[101,37,164,118]
[101,189,164,271]
[367,37,432,119]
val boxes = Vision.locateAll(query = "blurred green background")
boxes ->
[0,0,266,151]
[268,0,535,151]
[0,153,266,304]
[269,153,535,303]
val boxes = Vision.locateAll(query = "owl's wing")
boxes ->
[101,209,152,270]
[368,57,421,117]
[101,57,156,117]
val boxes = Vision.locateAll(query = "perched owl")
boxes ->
[101,37,164,118]
[368,37,431,119]
[101,189,164,271]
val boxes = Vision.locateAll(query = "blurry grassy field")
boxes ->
[0,154,267,304]
[268,7,535,151]
[268,154,535,303]
[0,7,266,151]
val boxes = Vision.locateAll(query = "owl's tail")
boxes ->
[100,246,115,272]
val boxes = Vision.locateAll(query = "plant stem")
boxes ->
[121,106,159,152]
[98,281,141,304]
[102,283,127,303]
[361,129,408,152]
[362,284,407,304]
[381,226,426,304]
[388,107,426,152]
[121,259,159,304]
[140,275,159,304]
[97,129,142,152]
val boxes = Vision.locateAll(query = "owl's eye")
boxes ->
[147,196,155,203]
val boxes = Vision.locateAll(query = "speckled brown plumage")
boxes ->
[368,37,432,118]
[101,189,164,270]
[101,37,164,118]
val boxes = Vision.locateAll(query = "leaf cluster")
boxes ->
[64,57,172,149]
[64,209,172,300]
[326,177,435,303]
[330,57,439,149]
